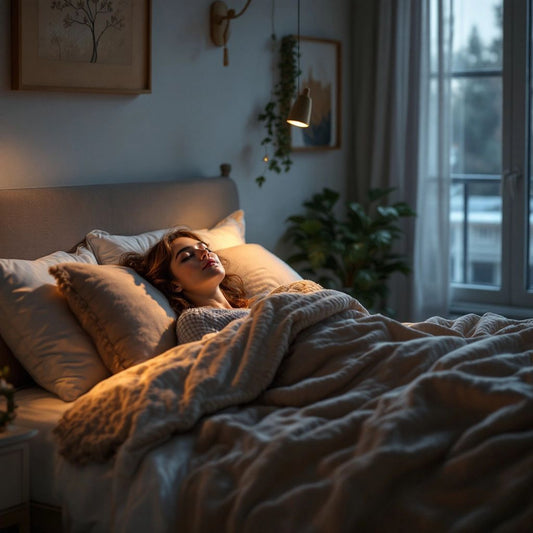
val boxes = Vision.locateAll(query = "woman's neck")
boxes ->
[185,288,232,309]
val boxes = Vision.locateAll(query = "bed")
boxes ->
[0,168,532,533]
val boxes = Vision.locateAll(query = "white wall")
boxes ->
[0,0,352,252]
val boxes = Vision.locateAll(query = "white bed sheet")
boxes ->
[15,384,199,532]
[14,387,70,506]
[56,424,198,533]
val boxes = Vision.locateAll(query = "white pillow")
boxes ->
[50,263,177,374]
[86,210,246,265]
[0,248,110,401]
[217,244,303,299]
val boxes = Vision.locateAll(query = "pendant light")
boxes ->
[287,0,312,128]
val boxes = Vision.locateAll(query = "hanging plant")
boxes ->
[256,35,299,187]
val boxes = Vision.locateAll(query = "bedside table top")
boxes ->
[0,425,38,447]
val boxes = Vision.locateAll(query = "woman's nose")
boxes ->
[197,248,208,260]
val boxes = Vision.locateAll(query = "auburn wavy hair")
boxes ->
[120,228,249,314]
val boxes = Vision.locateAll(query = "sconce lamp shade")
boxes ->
[287,88,312,128]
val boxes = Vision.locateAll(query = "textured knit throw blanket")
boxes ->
[54,281,533,532]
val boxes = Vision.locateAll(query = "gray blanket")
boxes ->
[54,284,533,532]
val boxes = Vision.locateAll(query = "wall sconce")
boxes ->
[210,0,253,66]
[286,0,312,128]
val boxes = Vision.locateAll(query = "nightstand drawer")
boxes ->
[0,443,27,510]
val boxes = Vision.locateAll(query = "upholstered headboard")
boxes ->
[0,172,239,260]
[0,168,240,386]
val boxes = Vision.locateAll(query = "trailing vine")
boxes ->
[256,35,299,187]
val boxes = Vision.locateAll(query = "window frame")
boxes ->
[449,0,533,317]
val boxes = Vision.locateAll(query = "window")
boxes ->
[441,0,533,316]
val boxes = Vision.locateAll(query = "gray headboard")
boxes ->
[0,172,239,260]
[0,168,239,386]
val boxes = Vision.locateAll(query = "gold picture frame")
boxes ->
[291,37,341,151]
[11,0,151,94]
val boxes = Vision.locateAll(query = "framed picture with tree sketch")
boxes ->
[291,37,341,151]
[11,0,151,94]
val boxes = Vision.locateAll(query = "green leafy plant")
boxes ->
[256,35,299,187]
[284,188,416,314]
[0,366,16,431]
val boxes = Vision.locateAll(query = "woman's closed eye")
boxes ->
[178,243,211,262]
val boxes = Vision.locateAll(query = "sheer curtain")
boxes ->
[352,0,453,320]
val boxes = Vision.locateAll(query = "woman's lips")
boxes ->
[203,259,217,270]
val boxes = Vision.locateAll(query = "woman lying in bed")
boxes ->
[121,229,252,343]
[54,226,533,533]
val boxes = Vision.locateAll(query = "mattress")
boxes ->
[14,387,70,506]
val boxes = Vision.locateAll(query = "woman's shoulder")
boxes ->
[177,307,250,344]
[180,306,249,318]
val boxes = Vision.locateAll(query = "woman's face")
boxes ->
[169,236,225,295]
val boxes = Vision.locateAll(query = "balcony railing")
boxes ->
[450,173,501,286]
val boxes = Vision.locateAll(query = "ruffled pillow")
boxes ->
[50,263,178,374]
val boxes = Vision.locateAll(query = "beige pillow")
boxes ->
[0,248,109,401]
[218,244,302,299]
[50,263,177,374]
[86,210,246,265]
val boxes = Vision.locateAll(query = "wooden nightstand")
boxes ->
[0,425,38,533]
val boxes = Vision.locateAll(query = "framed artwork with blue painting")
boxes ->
[291,37,341,151]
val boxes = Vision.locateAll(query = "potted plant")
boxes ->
[284,187,416,315]
[0,366,16,432]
